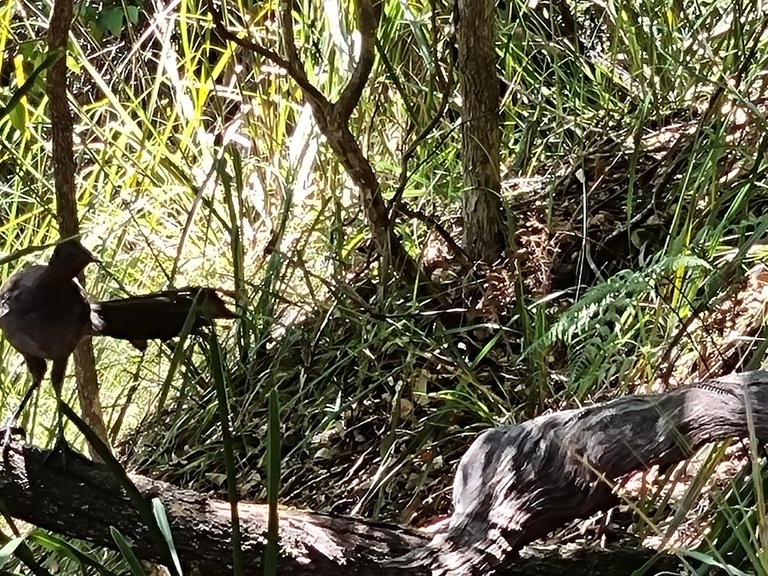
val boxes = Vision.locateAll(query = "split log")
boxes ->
[2,371,767,575]
[401,370,768,574]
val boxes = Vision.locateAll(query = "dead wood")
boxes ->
[402,370,768,574]
[0,443,426,575]
[4,371,767,574]
[0,442,682,575]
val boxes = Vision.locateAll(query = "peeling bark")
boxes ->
[4,372,767,574]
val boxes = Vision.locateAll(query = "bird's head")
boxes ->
[49,238,98,278]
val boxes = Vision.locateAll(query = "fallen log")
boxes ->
[2,371,766,575]
[401,370,768,574]
[0,442,425,575]
[0,442,682,575]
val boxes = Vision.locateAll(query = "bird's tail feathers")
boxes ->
[89,286,237,350]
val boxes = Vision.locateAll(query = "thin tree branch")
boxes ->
[336,0,382,119]
[207,0,422,284]
[207,0,326,104]
[278,0,302,73]
[395,203,467,263]
[387,55,455,213]
[47,0,110,455]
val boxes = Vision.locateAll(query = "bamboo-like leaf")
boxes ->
[209,331,244,576]
[29,532,118,576]
[152,500,183,576]
[0,50,62,123]
[0,538,25,564]
[110,527,148,576]
[264,387,281,576]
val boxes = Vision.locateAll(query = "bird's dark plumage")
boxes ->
[90,287,239,350]
[0,238,237,455]
[0,238,97,456]
[0,240,95,362]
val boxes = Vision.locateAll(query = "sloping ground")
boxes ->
[119,304,489,525]
[120,101,768,555]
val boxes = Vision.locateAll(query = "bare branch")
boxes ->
[208,1,286,66]
[336,0,382,119]
[388,54,455,213]
[278,0,302,72]
[207,0,326,104]
[206,0,420,283]
[395,202,467,263]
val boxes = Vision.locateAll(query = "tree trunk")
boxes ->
[46,0,110,455]
[457,0,506,263]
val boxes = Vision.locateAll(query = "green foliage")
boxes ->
[538,268,652,395]
[109,529,147,576]
[695,457,768,575]
[532,254,719,398]
[1,0,768,572]
[152,500,183,576]
[208,331,243,576]
[0,537,27,564]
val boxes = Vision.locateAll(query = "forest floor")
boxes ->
[119,99,768,555]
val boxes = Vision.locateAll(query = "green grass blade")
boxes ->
[264,387,280,576]
[208,331,243,576]
[58,402,179,576]
[0,49,62,122]
[0,537,26,564]
[0,524,54,576]
[151,499,182,576]
[29,532,118,576]
[109,527,148,576]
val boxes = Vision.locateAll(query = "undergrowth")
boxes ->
[1,0,768,573]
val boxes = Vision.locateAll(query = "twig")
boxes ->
[387,32,455,214]
[207,0,326,104]
[395,203,468,263]
[336,0,382,118]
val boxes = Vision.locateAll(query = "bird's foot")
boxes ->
[43,435,86,471]
[1,422,25,459]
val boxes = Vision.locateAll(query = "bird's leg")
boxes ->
[44,357,80,469]
[2,356,46,458]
